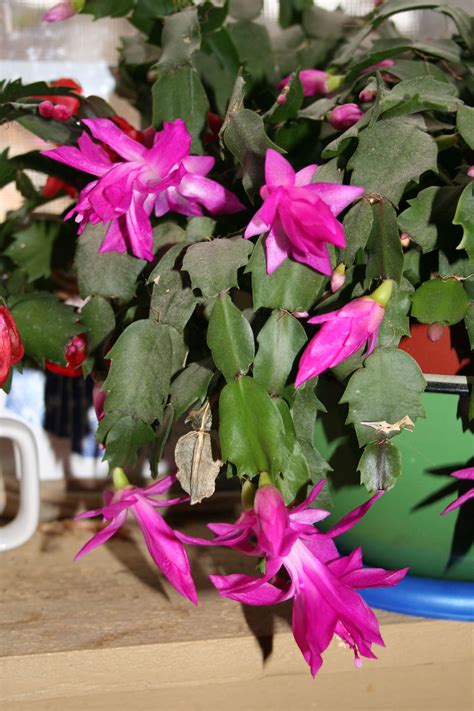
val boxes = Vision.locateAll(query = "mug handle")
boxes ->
[0,416,40,552]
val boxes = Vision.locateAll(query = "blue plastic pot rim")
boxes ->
[361,574,474,622]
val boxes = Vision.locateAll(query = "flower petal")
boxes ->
[132,496,197,604]
[182,155,215,175]
[83,118,146,161]
[42,144,109,177]
[147,119,192,177]
[264,220,291,274]
[326,492,384,539]
[294,165,318,187]
[265,149,295,189]
[255,486,289,557]
[74,510,128,560]
[99,219,128,254]
[179,174,245,214]
[125,192,154,261]
[441,488,474,514]
[210,573,292,605]
[305,183,365,216]
[291,480,327,513]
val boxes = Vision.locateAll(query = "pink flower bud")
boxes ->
[427,323,445,342]
[38,100,54,118]
[42,0,76,22]
[330,264,346,293]
[359,59,395,76]
[276,94,287,105]
[92,382,107,422]
[329,104,364,131]
[359,87,375,103]
[468,166,474,178]
[52,103,73,121]
[279,69,329,97]
[400,232,411,248]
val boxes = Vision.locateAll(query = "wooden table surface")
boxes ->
[1,519,473,711]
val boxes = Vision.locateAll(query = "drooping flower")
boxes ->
[295,280,393,386]
[328,103,364,131]
[45,333,87,378]
[43,118,244,261]
[42,0,83,23]
[244,150,364,275]
[0,307,24,388]
[279,69,329,97]
[441,467,474,515]
[75,469,198,604]
[184,481,407,676]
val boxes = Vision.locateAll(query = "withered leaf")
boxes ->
[175,401,222,504]
[360,416,415,436]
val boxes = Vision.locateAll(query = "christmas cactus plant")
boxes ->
[1,0,473,676]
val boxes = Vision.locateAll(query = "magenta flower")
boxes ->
[186,482,407,676]
[441,467,474,515]
[43,0,80,22]
[43,118,244,261]
[279,69,329,97]
[244,150,364,275]
[75,472,198,604]
[295,281,393,386]
[329,103,364,131]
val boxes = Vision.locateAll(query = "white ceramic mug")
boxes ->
[0,416,40,552]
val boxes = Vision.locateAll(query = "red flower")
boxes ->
[42,175,78,200]
[203,112,223,145]
[45,333,87,378]
[0,307,24,388]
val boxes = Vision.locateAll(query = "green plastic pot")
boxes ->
[315,379,473,581]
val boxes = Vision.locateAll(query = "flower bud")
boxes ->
[330,263,346,293]
[400,232,411,248]
[42,0,84,22]
[0,307,24,388]
[329,103,364,131]
[427,323,445,342]
[38,100,54,118]
[52,104,73,121]
[359,87,376,103]
[92,382,107,422]
[468,166,474,178]
[276,93,287,105]
[279,69,329,97]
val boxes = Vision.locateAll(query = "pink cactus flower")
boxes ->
[329,103,364,131]
[75,471,198,604]
[184,481,407,676]
[244,149,364,275]
[295,280,393,386]
[43,118,244,261]
[279,69,329,97]
[441,467,474,515]
[43,0,78,22]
